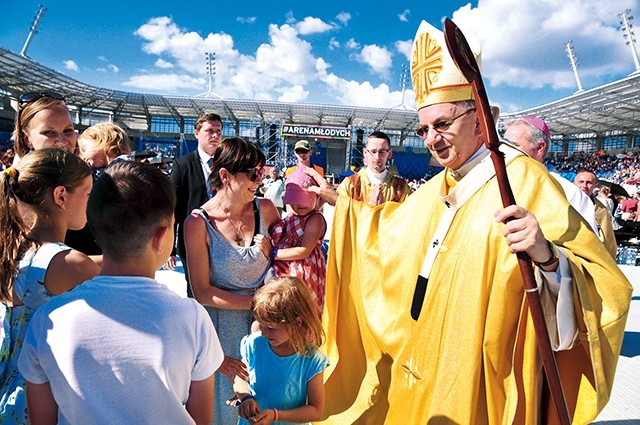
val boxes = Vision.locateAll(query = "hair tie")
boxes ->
[4,167,18,181]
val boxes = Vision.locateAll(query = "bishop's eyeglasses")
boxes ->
[414,108,476,139]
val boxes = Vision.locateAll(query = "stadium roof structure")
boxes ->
[505,71,640,138]
[1,46,640,138]
[0,47,419,134]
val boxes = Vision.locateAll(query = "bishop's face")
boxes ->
[417,102,482,170]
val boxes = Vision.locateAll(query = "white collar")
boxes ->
[197,147,213,165]
[365,167,388,184]
[449,144,489,181]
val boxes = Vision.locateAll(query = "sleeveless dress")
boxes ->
[0,242,71,424]
[270,211,327,315]
[195,198,270,425]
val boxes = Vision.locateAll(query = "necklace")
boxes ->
[214,197,246,245]
[228,217,244,245]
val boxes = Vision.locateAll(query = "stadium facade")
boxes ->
[1,46,640,180]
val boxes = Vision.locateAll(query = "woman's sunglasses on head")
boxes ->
[19,91,66,107]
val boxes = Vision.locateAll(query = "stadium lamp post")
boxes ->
[619,9,640,73]
[196,52,223,99]
[564,41,583,92]
[206,52,216,94]
[392,64,410,110]
[21,4,46,58]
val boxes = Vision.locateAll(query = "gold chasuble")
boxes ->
[318,145,631,424]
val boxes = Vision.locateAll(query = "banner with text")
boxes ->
[281,123,352,140]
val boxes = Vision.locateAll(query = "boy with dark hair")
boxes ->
[18,161,223,424]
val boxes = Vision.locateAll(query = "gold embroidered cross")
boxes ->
[411,32,444,106]
[402,356,423,388]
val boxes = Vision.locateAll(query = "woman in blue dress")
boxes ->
[184,137,280,425]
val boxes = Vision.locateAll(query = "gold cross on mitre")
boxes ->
[410,20,481,110]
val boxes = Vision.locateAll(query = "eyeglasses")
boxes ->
[415,108,476,139]
[19,91,66,107]
[366,148,390,155]
[239,167,264,182]
[295,149,310,155]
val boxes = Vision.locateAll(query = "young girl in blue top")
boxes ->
[233,276,328,425]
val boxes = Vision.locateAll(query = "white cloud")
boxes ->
[285,11,296,25]
[64,60,78,71]
[134,16,242,75]
[296,17,333,35]
[97,55,108,62]
[254,24,317,83]
[237,16,257,24]
[122,74,206,92]
[155,58,174,68]
[450,0,639,92]
[318,66,413,108]
[357,44,393,76]
[395,40,413,61]
[277,85,309,103]
[108,64,119,73]
[398,9,410,22]
[133,17,319,100]
[329,37,340,51]
[336,12,351,26]
[345,38,360,49]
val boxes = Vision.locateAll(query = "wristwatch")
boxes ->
[534,240,559,268]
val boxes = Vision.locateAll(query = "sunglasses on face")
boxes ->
[295,149,310,155]
[238,167,264,182]
[19,91,66,107]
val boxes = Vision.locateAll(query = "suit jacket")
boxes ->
[170,150,208,258]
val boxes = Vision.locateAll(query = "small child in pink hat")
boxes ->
[269,166,327,315]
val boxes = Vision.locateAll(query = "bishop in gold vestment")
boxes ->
[320,145,631,424]
[317,19,632,425]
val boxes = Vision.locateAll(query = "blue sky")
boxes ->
[3,0,640,113]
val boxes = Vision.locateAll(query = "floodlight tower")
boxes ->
[206,52,216,93]
[564,41,583,92]
[619,9,640,72]
[196,52,223,99]
[21,5,47,58]
[392,63,409,109]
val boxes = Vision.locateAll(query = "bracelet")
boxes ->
[269,247,278,261]
[273,408,279,422]
[240,395,255,404]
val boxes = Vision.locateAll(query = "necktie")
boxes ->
[369,183,384,206]
[206,158,215,199]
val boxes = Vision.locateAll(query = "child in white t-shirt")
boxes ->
[18,161,224,425]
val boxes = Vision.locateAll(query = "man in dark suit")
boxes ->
[166,112,223,296]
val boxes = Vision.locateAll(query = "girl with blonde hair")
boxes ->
[233,276,328,425]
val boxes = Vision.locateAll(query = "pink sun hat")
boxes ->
[520,115,551,140]
[283,166,318,208]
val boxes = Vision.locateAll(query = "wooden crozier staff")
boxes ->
[443,18,571,425]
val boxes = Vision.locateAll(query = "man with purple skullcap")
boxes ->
[520,115,551,139]
[504,116,599,235]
